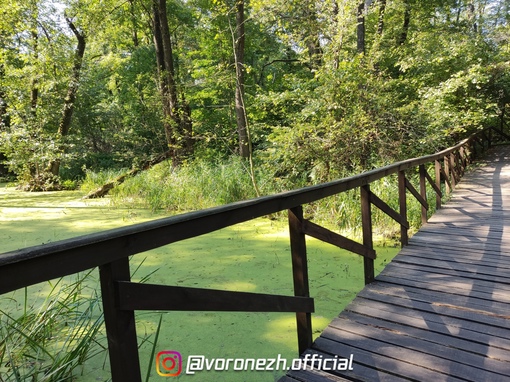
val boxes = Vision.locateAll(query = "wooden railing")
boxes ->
[0,126,508,381]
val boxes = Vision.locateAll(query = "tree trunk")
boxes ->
[30,30,39,117]
[377,0,387,35]
[398,0,411,45]
[49,17,86,176]
[0,65,9,177]
[234,0,249,158]
[58,19,85,137]
[468,2,478,33]
[357,0,365,55]
[152,0,192,164]
[332,0,340,69]
[0,93,7,128]
[455,0,462,24]
[129,0,139,47]
[0,65,9,129]
[153,0,179,148]
[302,1,322,68]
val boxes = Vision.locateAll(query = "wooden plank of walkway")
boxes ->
[281,146,510,381]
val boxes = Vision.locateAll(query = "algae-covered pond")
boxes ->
[0,184,398,381]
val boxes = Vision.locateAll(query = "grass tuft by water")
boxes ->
[0,271,105,381]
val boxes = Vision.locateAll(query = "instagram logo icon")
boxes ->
[156,351,182,377]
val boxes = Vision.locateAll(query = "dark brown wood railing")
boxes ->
[0,126,508,381]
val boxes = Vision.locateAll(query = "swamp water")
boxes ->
[0,184,398,381]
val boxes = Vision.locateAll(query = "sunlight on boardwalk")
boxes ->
[281,146,510,382]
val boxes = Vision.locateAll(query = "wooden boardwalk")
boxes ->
[281,146,510,382]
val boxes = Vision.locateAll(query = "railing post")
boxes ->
[444,156,451,195]
[434,160,442,210]
[458,148,465,176]
[472,137,480,161]
[456,151,462,177]
[482,131,489,152]
[419,165,427,224]
[398,171,408,247]
[462,145,470,169]
[360,185,375,284]
[449,153,457,189]
[99,258,142,382]
[288,206,313,355]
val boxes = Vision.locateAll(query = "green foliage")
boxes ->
[0,122,64,186]
[261,60,428,186]
[1,0,509,198]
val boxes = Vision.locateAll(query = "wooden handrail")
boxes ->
[0,125,508,381]
[0,133,482,293]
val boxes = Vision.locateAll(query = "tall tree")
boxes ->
[357,0,366,54]
[152,0,192,164]
[49,17,86,176]
[377,0,387,35]
[233,0,249,158]
[398,0,411,45]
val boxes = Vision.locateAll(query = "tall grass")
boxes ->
[82,157,263,212]
[81,157,444,243]
[0,271,105,381]
[301,168,443,242]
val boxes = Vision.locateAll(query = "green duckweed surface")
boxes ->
[0,184,399,381]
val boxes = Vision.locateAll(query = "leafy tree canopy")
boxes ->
[0,0,508,189]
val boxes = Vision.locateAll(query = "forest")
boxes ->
[1,0,509,204]
[1,1,510,380]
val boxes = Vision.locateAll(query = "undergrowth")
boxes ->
[81,157,260,212]
[81,156,444,242]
